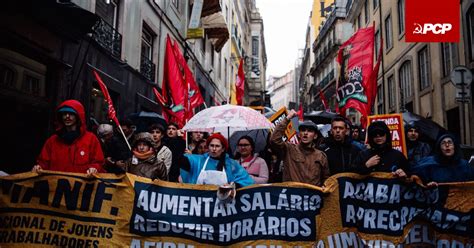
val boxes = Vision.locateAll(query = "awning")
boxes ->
[197,0,229,52]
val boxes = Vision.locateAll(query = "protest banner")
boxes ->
[318,173,474,247]
[268,107,299,144]
[367,113,407,156]
[0,172,473,247]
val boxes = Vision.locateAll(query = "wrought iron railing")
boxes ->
[140,55,156,81]
[93,19,122,58]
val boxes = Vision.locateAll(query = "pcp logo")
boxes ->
[412,23,452,35]
[405,0,459,42]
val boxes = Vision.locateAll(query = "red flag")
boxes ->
[161,35,187,127]
[235,58,245,105]
[297,103,304,121]
[92,70,120,127]
[335,26,378,121]
[319,89,330,111]
[172,41,204,112]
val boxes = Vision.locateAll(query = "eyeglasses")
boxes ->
[441,140,454,146]
[238,143,251,147]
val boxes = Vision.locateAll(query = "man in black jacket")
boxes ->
[320,116,362,175]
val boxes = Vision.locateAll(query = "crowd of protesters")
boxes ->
[28,100,474,198]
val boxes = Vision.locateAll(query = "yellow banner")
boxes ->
[0,172,472,247]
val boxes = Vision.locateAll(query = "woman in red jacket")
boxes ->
[32,100,105,176]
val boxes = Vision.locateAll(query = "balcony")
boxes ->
[93,19,122,58]
[319,69,335,89]
[140,55,156,81]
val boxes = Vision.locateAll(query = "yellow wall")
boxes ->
[311,0,334,38]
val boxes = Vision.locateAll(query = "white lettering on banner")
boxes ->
[316,229,473,248]
[133,214,214,240]
[342,181,439,204]
[218,217,311,242]
[136,189,322,218]
[130,239,195,248]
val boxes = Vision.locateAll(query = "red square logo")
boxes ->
[405,0,459,42]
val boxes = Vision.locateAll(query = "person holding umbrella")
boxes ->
[179,133,254,189]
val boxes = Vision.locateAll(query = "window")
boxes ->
[252,36,260,75]
[397,0,405,35]
[364,0,369,24]
[0,64,15,88]
[377,84,384,114]
[373,0,379,10]
[218,52,222,79]
[140,24,156,81]
[388,76,396,108]
[357,14,361,30]
[141,24,154,60]
[171,0,180,12]
[224,58,228,83]
[375,29,381,58]
[399,61,413,101]
[211,45,215,67]
[385,15,393,50]
[95,0,119,28]
[441,43,458,77]
[468,6,474,61]
[418,46,430,90]
[22,74,40,96]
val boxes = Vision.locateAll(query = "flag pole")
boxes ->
[117,125,132,151]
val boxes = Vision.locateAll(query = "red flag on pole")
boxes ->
[172,41,204,111]
[92,69,120,127]
[297,103,304,121]
[161,35,187,127]
[319,89,330,111]
[335,26,378,122]
[235,58,245,105]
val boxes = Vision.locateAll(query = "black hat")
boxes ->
[298,120,318,131]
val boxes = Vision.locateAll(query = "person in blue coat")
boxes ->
[412,134,474,186]
[180,132,254,188]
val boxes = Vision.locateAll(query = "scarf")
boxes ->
[132,150,155,160]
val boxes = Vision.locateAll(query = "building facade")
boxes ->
[269,70,297,110]
[307,0,352,118]
[347,0,473,144]
[0,0,266,173]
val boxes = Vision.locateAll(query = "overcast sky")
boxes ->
[256,0,313,78]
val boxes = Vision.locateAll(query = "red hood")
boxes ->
[56,100,86,135]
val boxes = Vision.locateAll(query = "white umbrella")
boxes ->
[183,104,272,138]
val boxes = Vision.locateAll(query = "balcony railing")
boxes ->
[140,55,156,81]
[93,19,122,58]
[319,69,335,89]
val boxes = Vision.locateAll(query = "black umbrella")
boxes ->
[229,129,269,156]
[304,110,338,124]
[402,111,447,143]
[128,111,167,133]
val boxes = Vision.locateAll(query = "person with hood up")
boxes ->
[179,132,254,188]
[412,134,474,186]
[115,132,168,181]
[354,121,408,177]
[405,123,431,167]
[32,100,105,176]
[270,109,329,186]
